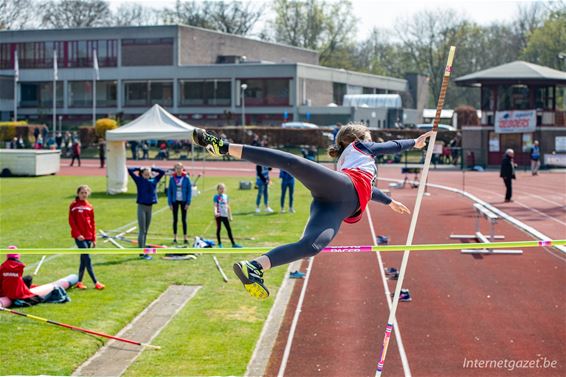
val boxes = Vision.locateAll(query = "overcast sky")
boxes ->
[108,0,544,38]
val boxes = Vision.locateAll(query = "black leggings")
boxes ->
[216,216,235,245]
[241,146,359,268]
[75,239,97,283]
[172,201,188,235]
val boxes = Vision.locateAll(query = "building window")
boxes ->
[180,80,231,106]
[535,86,554,110]
[0,44,12,69]
[69,80,117,107]
[333,82,346,105]
[241,78,290,106]
[125,81,172,107]
[497,85,530,111]
[121,38,174,66]
[150,82,173,106]
[20,81,63,108]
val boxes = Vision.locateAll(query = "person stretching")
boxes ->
[193,124,432,299]
[128,166,165,259]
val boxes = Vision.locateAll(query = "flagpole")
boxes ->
[13,51,18,122]
[52,49,57,139]
[93,49,98,127]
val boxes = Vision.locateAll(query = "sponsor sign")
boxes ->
[495,110,536,134]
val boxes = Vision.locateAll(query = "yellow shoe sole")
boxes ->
[244,283,269,300]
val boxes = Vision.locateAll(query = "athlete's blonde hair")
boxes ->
[328,123,371,158]
[75,184,92,199]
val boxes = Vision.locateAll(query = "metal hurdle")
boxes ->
[450,203,523,254]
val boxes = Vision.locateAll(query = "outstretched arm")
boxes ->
[371,187,393,205]
[371,187,411,215]
[357,131,434,156]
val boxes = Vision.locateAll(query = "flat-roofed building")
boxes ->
[0,24,415,127]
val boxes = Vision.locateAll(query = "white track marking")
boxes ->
[367,206,412,377]
[277,256,315,377]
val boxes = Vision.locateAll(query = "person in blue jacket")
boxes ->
[256,165,273,213]
[167,163,192,245]
[279,169,295,213]
[127,166,165,259]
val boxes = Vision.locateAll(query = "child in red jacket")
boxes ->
[0,254,40,305]
[69,185,104,290]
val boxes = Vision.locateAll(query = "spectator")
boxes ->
[167,163,192,245]
[141,141,150,160]
[130,141,139,160]
[251,133,260,147]
[500,149,516,202]
[35,134,43,149]
[256,165,273,213]
[16,136,24,149]
[213,183,242,248]
[98,139,106,168]
[127,166,165,259]
[68,185,104,290]
[70,138,81,167]
[530,140,541,176]
[9,137,17,149]
[33,127,40,143]
[279,169,295,213]
[55,132,63,150]
[332,123,342,143]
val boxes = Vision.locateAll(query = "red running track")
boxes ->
[265,185,565,376]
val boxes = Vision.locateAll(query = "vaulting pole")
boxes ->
[0,307,160,349]
[375,46,456,377]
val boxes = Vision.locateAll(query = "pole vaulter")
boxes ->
[375,45,457,377]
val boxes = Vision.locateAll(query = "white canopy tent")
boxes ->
[105,104,196,194]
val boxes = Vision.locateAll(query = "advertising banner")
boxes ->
[495,110,536,134]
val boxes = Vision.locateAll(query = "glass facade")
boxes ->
[68,81,117,107]
[121,38,174,66]
[125,81,173,107]
[180,80,231,106]
[0,40,117,69]
[20,82,63,108]
[241,79,290,106]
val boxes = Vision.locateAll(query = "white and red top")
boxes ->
[337,139,415,223]
[69,199,96,241]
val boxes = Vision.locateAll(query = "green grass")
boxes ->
[0,175,311,376]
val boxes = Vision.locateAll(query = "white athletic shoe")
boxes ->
[289,207,296,213]
[255,207,261,213]
[281,208,287,213]
[265,207,274,213]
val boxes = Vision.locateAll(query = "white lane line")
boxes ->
[380,177,566,256]
[366,206,412,377]
[470,186,566,227]
[277,256,315,377]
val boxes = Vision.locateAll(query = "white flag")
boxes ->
[53,49,58,81]
[14,50,19,82]
[93,49,99,81]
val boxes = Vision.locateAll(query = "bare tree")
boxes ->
[0,0,38,30]
[113,2,161,26]
[162,0,263,35]
[270,0,357,66]
[512,1,549,50]
[41,0,111,28]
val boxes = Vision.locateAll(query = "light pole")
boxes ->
[241,83,247,127]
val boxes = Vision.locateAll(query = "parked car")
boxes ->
[281,122,319,129]
[416,123,456,132]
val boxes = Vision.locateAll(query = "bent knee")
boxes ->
[299,228,335,257]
